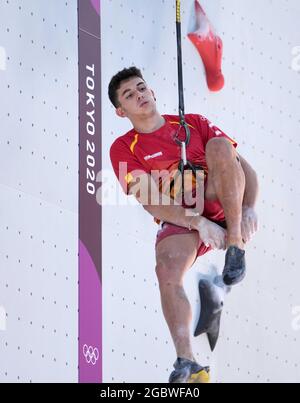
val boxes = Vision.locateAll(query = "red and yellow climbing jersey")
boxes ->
[110,113,238,199]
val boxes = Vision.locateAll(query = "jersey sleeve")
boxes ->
[110,139,148,195]
[196,114,238,149]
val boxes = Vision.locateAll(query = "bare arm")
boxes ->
[128,173,201,230]
[238,154,260,242]
[128,172,228,250]
[238,154,259,208]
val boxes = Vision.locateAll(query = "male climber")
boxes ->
[109,67,259,383]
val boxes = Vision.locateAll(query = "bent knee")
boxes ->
[206,137,235,159]
[155,263,183,285]
[155,253,192,284]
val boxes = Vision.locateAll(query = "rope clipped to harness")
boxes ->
[171,0,204,204]
[175,0,190,167]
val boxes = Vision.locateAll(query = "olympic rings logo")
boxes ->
[83,344,99,365]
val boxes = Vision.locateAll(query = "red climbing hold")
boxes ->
[188,0,224,92]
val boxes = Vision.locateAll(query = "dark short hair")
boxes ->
[108,66,145,108]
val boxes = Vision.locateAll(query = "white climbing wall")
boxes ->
[1,0,299,384]
[0,1,78,382]
[102,0,300,383]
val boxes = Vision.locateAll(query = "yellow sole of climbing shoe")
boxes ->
[188,369,210,384]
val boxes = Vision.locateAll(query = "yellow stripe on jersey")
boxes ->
[125,172,133,184]
[169,121,196,130]
[130,133,139,153]
[228,139,237,146]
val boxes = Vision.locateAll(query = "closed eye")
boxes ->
[126,86,146,99]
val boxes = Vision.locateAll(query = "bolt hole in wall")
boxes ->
[0,306,7,331]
